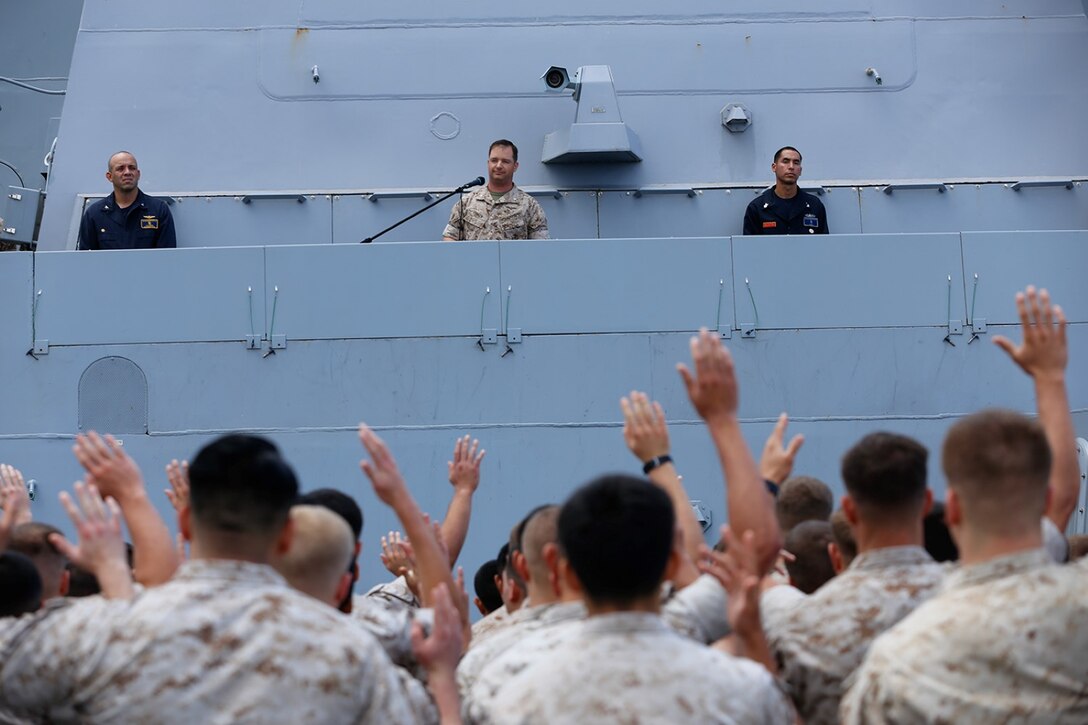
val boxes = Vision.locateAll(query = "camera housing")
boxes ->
[541,66,572,92]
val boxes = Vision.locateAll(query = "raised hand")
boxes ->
[677,328,740,424]
[759,413,805,486]
[993,285,1067,382]
[164,459,190,512]
[49,481,133,599]
[700,526,762,637]
[358,424,409,506]
[621,391,670,462]
[0,464,32,528]
[72,432,145,502]
[380,530,420,597]
[0,475,30,552]
[448,435,485,493]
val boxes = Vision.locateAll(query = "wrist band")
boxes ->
[642,455,673,475]
[764,479,780,497]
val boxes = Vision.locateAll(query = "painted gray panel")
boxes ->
[859,184,1088,234]
[0,252,33,355]
[598,190,749,239]
[332,193,459,244]
[529,191,599,241]
[256,21,913,100]
[37,7,1088,249]
[264,242,501,340]
[732,233,965,329]
[34,247,267,345]
[163,195,332,247]
[499,238,732,334]
[961,231,1088,325]
[0,0,80,197]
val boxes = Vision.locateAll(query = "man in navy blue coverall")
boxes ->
[77,151,176,250]
[742,146,829,236]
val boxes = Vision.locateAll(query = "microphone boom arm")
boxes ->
[359,177,485,244]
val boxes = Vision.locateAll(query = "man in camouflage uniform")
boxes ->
[842,288,1088,723]
[766,431,945,724]
[0,434,453,723]
[468,476,791,724]
[443,139,549,241]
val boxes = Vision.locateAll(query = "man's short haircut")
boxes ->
[276,505,354,602]
[784,520,836,594]
[9,522,66,599]
[773,146,801,163]
[473,559,503,614]
[521,505,560,585]
[107,150,136,171]
[559,474,674,605]
[506,505,551,589]
[776,476,834,532]
[188,434,299,536]
[0,552,42,618]
[489,139,518,162]
[923,500,959,562]
[829,508,857,566]
[296,488,364,541]
[942,409,1051,534]
[841,432,929,519]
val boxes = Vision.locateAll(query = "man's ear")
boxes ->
[842,495,859,526]
[274,515,294,557]
[512,550,530,586]
[828,542,846,574]
[59,568,71,597]
[474,597,488,617]
[945,489,963,528]
[178,506,192,542]
[921,488,934,517]
[542,542,562,597]
[333,571,353,608]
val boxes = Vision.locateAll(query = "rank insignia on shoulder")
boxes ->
[762,221,777,229]
[140,216,159,230]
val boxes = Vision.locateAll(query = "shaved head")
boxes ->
[276,505,354,605]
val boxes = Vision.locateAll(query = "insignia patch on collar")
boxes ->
[140,216,159,230]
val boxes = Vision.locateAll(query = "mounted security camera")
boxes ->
[541,66,573,92]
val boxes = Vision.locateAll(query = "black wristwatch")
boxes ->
[642,455,673,475]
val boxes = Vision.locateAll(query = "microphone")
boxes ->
[463,176,485,188]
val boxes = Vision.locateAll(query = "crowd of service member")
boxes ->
[0,284,1085,724]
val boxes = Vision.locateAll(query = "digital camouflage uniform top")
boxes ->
[0,560,436,724]
[767,545,944,725]
[476,612,793,725]
[442,186,548,241]
[841,548,1088,724]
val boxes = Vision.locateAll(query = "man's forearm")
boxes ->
[389,493,456,610]
[647,463,704,582]
[708,417,781,573]
[94,559,135,600]
[116,492,178,586]
[440,489,473,567]
[426,668,463,725]
[1036,376,1079,530]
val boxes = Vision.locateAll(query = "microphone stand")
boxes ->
[359,178,483,243]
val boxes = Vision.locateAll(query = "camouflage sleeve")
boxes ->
[661,573,729,643]
[0,598,111,719]
[527,197,549,240]
[443,197,464,240]
[839,642,903,725]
